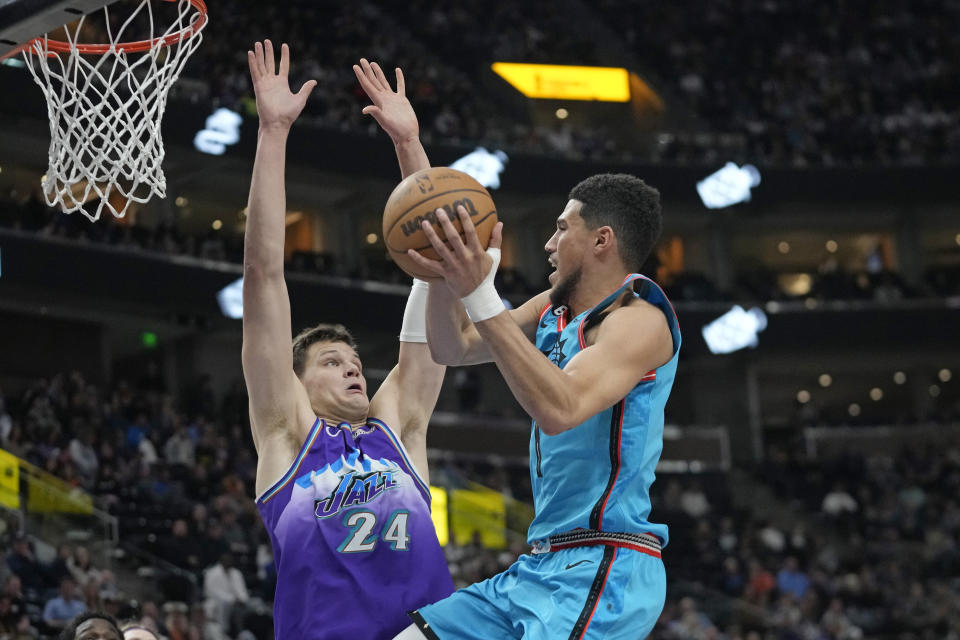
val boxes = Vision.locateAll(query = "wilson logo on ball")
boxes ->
[399,198,481,237]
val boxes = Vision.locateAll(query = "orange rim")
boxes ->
[22,0,207,55]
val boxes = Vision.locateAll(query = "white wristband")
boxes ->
[399,278,429,343]
[461,248,505,323]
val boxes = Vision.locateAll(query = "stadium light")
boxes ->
[450,147,508,189]
[701,305,768,355]
[217,277,244,319]
[194,107,243,156]
[491,62,631,102]
[697,162,761,209]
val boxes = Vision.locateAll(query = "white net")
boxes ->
[21,0,207,221]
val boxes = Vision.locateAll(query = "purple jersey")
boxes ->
[256,417,454,639]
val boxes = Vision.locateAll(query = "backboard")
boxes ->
[0,0,109,59]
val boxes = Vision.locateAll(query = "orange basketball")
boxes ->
[382,167,498,280]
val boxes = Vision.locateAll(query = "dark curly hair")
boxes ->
[60,611,122,640]
[568,173,662,272]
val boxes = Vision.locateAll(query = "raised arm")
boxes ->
[241,40,316,453]
[355,58,445,478]
[353,58,428,179]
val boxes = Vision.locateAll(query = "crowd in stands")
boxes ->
[0,366,267,639]
[596,0,960,167]
[2,190,958,305]
[0,366,528,638]
[648,442,960,639]
[166,0,960,167]
[1,356,959,638]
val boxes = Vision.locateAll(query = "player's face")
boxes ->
[301,341,369,419]
[544,199,589,297]
[123,630,157,640]
[75,619,122,640]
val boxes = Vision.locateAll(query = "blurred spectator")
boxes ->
[0,396,12,444]
[775,556,810,600]
[68,430,99,488]
[159,520,202,603]
[67,547,101,590]
[163,423,195,469]
[162,602,198,640]
[1,575,26,623]
[744,559,775,606]
[202,553,249,636]
[42,577,86,632]
[719,556,745,597]
[822,483,859,516]
[120,623,159,640]
[819,598,863,639]
[756,521,786,553]
[46,544,73,589]
[665,597,714,638]
[679,481,711,518]
[0,592,34,639]
[5,536,46,595]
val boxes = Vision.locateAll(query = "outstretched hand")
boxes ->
[406,206,504,298]
[248,40,317,130]
[353,58,419,145]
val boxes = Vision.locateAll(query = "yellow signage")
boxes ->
[450,485,507,549]
[22,460,93,515]
[429,486,449,546]
[0,449,19,509]
[492,62,631,102]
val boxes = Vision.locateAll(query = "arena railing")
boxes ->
[1,449,118,576]
[803,423,960,459]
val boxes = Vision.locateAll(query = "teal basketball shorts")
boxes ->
[410,537,665,640]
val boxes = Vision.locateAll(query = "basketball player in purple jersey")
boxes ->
[243,41,453,639]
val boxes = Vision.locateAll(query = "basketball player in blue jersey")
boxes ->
[394,172,680,639]
[242,41,453,639]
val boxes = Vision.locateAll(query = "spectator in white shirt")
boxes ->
[0,397,12,444]
[822,483,859,516]
[163,424,196,468]
[68,429,99,486]
[203,553,249,635]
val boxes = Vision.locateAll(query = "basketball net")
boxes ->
[21,0,208,221]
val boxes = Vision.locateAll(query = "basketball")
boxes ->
[382,167,499,280]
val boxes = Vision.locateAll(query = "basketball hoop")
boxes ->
[20,0,208,221]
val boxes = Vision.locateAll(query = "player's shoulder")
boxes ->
[602,296,671,334]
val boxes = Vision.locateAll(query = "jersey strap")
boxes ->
[367,417,432,504]
[256,417,323,505]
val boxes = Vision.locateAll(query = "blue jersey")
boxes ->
[528,274,681,547]
[256,417,454,640]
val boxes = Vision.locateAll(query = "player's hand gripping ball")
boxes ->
[382,167,498,280]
